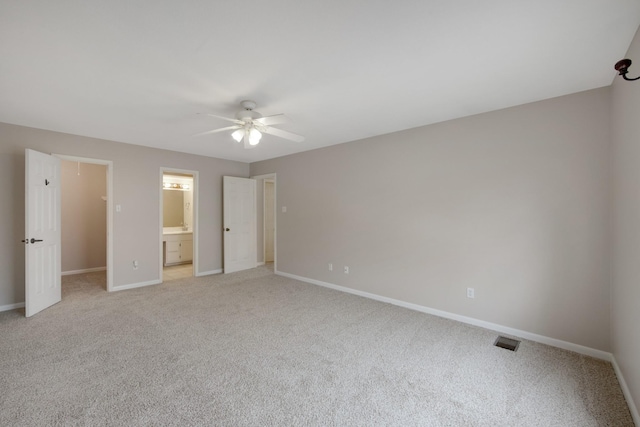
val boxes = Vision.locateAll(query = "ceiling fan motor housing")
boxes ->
[236,100,262,122]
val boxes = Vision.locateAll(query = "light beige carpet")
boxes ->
[0,266,634,426]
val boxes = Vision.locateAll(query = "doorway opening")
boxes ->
[264,179,275,265]
[252,173,276,270]
[56,155,113,294]
[160,169,198,282]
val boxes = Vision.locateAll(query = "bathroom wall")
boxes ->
[183,187,193,230]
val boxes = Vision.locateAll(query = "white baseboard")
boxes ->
[62,266,107,276]
[0,302,25,313]
[195,268,223,277]
[257,262,265,266]
[611,356,640,425]
[111,279,161,292]
[276,270,612,361]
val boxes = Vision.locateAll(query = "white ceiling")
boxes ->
[1,1,639,163]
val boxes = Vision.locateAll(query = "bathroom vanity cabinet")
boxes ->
[163,232,193,266]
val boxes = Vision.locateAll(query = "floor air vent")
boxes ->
[494,336,520,352]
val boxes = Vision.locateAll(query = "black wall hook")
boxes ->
[614,59,640,81]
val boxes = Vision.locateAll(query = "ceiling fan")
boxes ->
[195,100,304,149]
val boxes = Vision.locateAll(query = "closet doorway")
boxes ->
[57,155,113,294]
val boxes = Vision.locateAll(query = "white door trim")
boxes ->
[159,168,199,281]
[53,154,114,292]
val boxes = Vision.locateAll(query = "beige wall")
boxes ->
[61,160,107,273]
[251,87,612,352]
[0,122,248,307]
[611,27,640,417]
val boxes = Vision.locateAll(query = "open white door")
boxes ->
[223,176,256,274]
[25,149,61,317]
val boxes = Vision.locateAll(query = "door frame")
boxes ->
[251,173,277,271]
[54,154,114,292]
[159,168,199,281]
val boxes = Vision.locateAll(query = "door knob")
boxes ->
[225,228,230,231]
[30,238,43,244]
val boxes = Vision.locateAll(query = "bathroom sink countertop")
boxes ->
[163,229,192,235]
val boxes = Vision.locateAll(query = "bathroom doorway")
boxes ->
[160,169,197,282]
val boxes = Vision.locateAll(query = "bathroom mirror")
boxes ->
[163,190,184,227]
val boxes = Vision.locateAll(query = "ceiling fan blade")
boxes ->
[264,126,305,142]
[254,114,289,126]
[192,125,241,137]
[198,113,243,125]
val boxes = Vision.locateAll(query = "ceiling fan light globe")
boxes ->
[231,129,244,142]
[249,128,262,145]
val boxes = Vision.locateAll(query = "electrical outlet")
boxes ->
[467,287,475,298]
[133,260,139,270]
[328,263,333,271]
[344,266,349,274]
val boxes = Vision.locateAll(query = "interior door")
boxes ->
[223,176,256,274]
[25,149,62,317]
